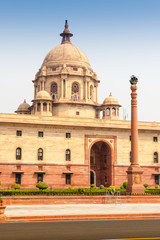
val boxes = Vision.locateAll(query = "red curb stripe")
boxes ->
[1,213,160,223]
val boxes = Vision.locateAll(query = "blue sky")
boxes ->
[0,0,160,121]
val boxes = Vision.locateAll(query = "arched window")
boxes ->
[37,103,41,112]
[106,108,110,116]
[38,148,43,160]
[66,149,71,161]
[72,82,79,94]
[16,148,21,160]
[43,103,47,112]
[154,152,158,163]
[51,82,57,96]
[73,95,77,100]
[112,108,116,116]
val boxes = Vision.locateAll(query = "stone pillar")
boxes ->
[85,80,87,100]
[126,75,144,194]
[61,79,63,99]
[42,80,45,91]
[40,102,43,113]
[34,86,36,98]
[96,85,98,102]
[87,81,89,99]
[65,79,67,99]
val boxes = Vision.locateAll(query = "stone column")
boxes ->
[85,79,87,100]
[61,79,63,99]
[40,102,43,113]
[96,85,98,102]
[34,86,36,98]
[126,75,144,194]
[65,79,67,99]
[87,81,89,99]
[42,80,45,91]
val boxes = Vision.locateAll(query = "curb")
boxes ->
[1,213,160,223]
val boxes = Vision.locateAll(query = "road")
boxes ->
[0,219,160,240]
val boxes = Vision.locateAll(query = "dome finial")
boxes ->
[60,20,73,44]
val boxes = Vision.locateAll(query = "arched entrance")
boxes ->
[90,141,112,187]
[90,169,96,185]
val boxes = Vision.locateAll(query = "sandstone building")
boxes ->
[0,21,160,189]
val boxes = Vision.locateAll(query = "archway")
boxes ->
[90,141,112,187]
[90,169,96,185]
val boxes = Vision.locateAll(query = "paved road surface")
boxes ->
[1,219,160,240]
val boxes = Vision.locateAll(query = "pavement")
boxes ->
[3,203,160,222]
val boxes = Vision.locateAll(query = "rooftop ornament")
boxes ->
[130,75,138,85]
[60,20,73,44]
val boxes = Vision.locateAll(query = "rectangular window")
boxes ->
[37,174,43,183]
[153,137,158,142]
[15,174,21,184]
[129,136,131,141]
[16,130,22,136]
[66,132,71,138]
[66,174,71,185]
[155,175,159,185]
[38,131,43,137]
[154,152,158,163]
[76,111,80,115]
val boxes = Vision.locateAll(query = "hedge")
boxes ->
[145,188,160,195]
[1,188,159,196]
[0,188,125,196]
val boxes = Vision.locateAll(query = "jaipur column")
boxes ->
[126,75,144,194]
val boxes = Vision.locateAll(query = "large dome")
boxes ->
[42,43,90,68]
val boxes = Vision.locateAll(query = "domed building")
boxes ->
[0,21,160,190]
[31,20,99,119]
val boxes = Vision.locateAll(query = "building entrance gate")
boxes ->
[90,141,112,187]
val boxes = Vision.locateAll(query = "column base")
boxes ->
[126,164,145,194]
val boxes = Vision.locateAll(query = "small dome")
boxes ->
[103,93,119,105]
[16,100,30,113]
[36,90,52,100]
